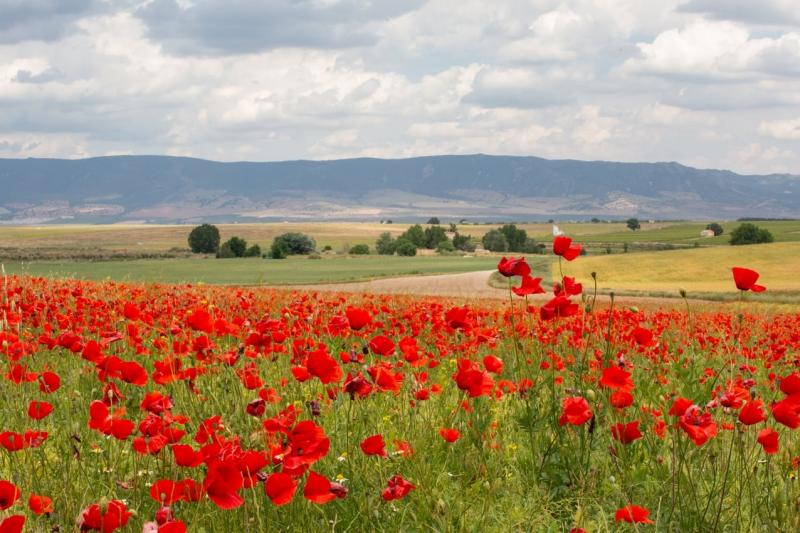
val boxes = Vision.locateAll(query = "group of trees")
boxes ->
[481,224,541,253]
[188,224,317,259]
[730,223,773,245]
[375,224,476,256]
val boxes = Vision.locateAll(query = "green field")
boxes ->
[1,255,501,285]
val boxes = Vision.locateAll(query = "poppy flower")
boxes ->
[0,480,21,510]
[77,499,132,532]
[611,421,643,444]
[306,348,343,384]
[679,405,717,446]
[28,400,53,420]
[453,359,494,398]
[482,355,504,374]
[512,275,545,297]
[303,471,339,504]
[368,335,395,357]
[0,515,24,533]
[265,472,298,506]
[444,306,471,330]
[738,400,765,426]
[204,461,245,510]
[439,428,461,443]
[610,391,634,409]
[360,434,387,457]
[600,366,634,391]
[757,428,779,454]
[771,396,800,429]
[345,307,372,330]
[497,257,531,278]
[559,397,593,426]
[552,236,582,261]
[28,493,53,515]
[615,505,654,524]
[381,475,416,502]
[731,267,766,292]
[38,371,61,394]
[0,432,26,452]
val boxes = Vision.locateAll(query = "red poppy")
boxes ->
[0,481,21,510]
[265,472,298,506]
[738,400,766,426]
[28,493,53,515]
[77,499,132,532]
[439,428,461,443]
[28,400,54,420]
[360,434,387,457]
[600,366,634,391]
[204,461,245,510]
[615,505,654,524]
[610,391,634,409]
[757,427,779,454]
[611,421,643,444]
[444,306,471,330]
[679,405,717,446]
[732,267,766,292]
[0,432,26,452]
[87,400,134,440]
[512,275,545,297]
[303,471,339,504]
[381,475,416,501]
[368,335,395,357]
[771,396,800,429]
[345,307,372,330]
[0,515,24,533]
[559,397,593,426]
[306,348,343,384]
[552,236,582,261]
[38,371,61,394]
[482,355,504,374]
[497,257,531,278]
[453,359,494,398]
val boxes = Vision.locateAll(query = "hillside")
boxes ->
[1,154,798,223]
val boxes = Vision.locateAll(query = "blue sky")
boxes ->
[0,0,798,175]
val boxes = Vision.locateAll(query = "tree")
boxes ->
[395,239,417,256]
[217,241,236,258]
[188,224,220,254]
[499,224,528,252]
[482,229,509,252]
[730,223,774,245]
[448,223,458,233]
[273,233,316,255]
[626,218,641,231]
[221,236,247,257]
[349,244,370,255]
[269,239,289,259]
[424,225,448,249]
[436,240,455,254]
[706,222,724,236]
[244,244,261,257]
[519,237,541,254]
[399,224,426,248]
[452,233,476,252]
[375,232,397,255]
[427,217,440,225]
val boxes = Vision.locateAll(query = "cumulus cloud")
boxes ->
[0,0,798,175]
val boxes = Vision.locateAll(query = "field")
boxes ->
[0,256,500,285]
[1,254,799,531]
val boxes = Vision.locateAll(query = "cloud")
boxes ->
[759,118,800,140]
[135,0,424,55]
[678,0,800,26]
[462,66,577,109]
[0,0,105,43]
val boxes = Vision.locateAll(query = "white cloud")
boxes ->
[759,118,800,140]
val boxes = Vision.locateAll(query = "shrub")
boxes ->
[188,224,220,254]
[427,217,440,225]
[217,242,236,258]
[627,218,641,231]
[452,233,476,252]
[519,238,540,254]
[424,225,448,249]
[222,236,247,257]
[269,239,290,259]
[322,245,333,252]
[482,229,509,252]
[273,233,316,255]
[399,225,426,248]
[499,224,528,252]
[729,223,774,245]
[375,232,397,255]
[706,222,724,236]
[395,239,417,256]
[436,240,455,254]
[243,244,261,257]
[349,244,370,255]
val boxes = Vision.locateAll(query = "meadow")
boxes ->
[0,248,798,531]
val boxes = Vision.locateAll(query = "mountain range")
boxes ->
[1,154,798,223]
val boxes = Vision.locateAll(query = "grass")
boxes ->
[0,255,501,285]
[557,241,800,294]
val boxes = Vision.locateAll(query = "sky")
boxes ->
[0,0,799,175]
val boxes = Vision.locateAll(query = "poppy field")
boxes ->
[1,237,799,532]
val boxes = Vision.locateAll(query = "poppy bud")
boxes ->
[679,288,687,298]
[586,389,596,401]
[590,271,597,279]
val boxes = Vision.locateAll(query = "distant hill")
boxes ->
[0,154,797,223]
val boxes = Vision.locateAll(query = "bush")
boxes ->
[217,242,236,258]
[519,238,540,254]
[322,245,333,252]
[436,240,455,254]
[188,224,220,254]
[243,244,261,257]
[499,224,528,252]
[627,218,641,231]
[395,239,417,256]
[427,217,440,225]
[221,236,247,257]
[482,229,509,252]
[399,225,426,248]
[269,239,290,259]
[452,233,476,252]
[273,233,316,255]
[706,222,724,236]
[375,232,397,255]
[730,223,774,245]
[349,244,370,255]
[424,225,448,249]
